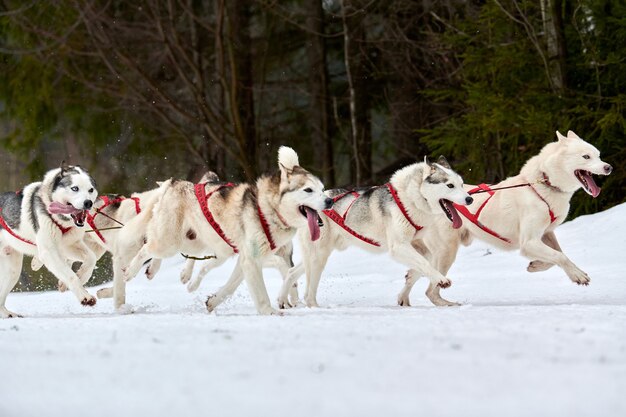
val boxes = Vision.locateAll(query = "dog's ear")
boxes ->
[566,130,581,140]
[556,131,567,142]
[423,156,431,166]
[60,160,69,176]
[436,155,451,169]
[278,146,299,183]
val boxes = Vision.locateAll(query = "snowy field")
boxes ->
[1,204,625,417]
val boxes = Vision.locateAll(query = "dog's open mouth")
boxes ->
[299,205,322,241]
[575,170,601,198]
[71,210,87,227]
[439,199,462,229]
[48,202,87,227]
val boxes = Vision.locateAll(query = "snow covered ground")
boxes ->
[1,203,625,417]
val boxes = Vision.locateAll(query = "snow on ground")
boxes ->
[1,204,626,417]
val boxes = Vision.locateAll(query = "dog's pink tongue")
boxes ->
[48,202,81,215]
[304,206,321,241]
[580,171,601,197]
[443,200,463,229]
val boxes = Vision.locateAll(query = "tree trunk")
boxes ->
[305,0,335,186]
[541,0,567,93]
[342,0,372,186]
[227,0,257,180]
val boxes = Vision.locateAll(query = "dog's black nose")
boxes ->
[83,200,93,209]
[465,196,473,205]
[324,197,333,209]
[604,164,613,174]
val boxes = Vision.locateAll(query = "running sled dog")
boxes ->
[84,172,219,310]
[122,146,332,315]
[0,164,98,318]
[399,130,612,300]
[278,156,475,309]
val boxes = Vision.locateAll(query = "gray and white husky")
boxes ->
[277,156,474,308]
[398,130,613,301]
[0,164,98,317]
[122,147,332,315]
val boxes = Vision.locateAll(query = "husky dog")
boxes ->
[86,172,221,310]
[399,130,612,300]
[277,156,474,309]
[122,147,332,315]
[0,164,98,317]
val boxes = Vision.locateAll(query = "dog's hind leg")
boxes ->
[187,256,227,293]
[0,246,24,318]
[519,230,590,285]
[527,231,561,272]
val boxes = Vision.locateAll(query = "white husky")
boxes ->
[122,147,332,315]
[277,156,474,308]
[398,130,613,300]
[0,164,99,317]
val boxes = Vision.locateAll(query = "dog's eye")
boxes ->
[88,188,94,193]
[447,184,454,189]
[582,154,590,160]
[71,186,79,192]
[303,188,313,193]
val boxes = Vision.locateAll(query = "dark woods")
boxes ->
[1,0,625,217]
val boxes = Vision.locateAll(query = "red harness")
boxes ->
[322,183,423,247]
[195,182,238,253]
[87,195,142,243]
[0,207,72,247]
[195,182,279,253]
[454,183,557,244]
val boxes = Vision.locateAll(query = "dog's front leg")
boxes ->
[277,262,304,309]
[37,241,96,306]
[0,246,24,318]
[519,231,590,285]
[388,242,451,291]
[179,258,196,284]
[240,254,278,315]
[66,241,99,286]
[527,231,561,272]
[206,259,245,313]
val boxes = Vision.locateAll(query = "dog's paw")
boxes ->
[57,281,68,293]
[145,266,156,280]
[277,297,293,309]
[30,257,43,271]
[431,298,461,307]
[115,304,135,315]
[81,295,97,307]
[1,308,23,319]
[187,279,201,293]
[437,278,452,289]
[569,270,591,286]
[205,294,218,313]
[96,287,113,299]
[304,298,319,308]
[180,270,191,284]
[258,306,282,316]
[397,294,411,307]
[527,260,553,273]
